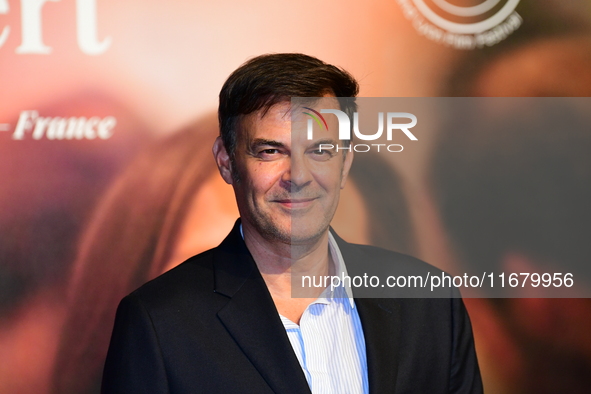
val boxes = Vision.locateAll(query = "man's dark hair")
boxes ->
[218,53,359,157]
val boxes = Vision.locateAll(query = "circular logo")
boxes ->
[398,0,522,49]
[414,0,519,34]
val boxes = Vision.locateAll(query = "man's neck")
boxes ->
[241,221,332,323]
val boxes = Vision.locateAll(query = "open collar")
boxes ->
[213,220,400,394]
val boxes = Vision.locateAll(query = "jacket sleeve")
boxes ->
[449,296,483,394]
[101,293,170,394]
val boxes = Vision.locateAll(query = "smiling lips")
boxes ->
[274,197,318,209]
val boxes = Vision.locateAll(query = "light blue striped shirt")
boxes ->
[279,232,369,394]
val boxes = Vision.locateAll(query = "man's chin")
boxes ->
[290,224,329,245]
[249,215,329,246]
[259,226,326,246]
[289,233,320,244]
[253,221,291,244]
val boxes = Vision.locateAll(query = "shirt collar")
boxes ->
[325,230,355,308]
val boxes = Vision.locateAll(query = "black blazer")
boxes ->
[102,221,482,393]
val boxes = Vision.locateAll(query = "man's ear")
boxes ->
[340,149,354,189]
[213,137,234,184]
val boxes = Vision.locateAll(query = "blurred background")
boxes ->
[1,1,590,393]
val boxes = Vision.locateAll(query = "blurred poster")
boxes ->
[1,1,591,393]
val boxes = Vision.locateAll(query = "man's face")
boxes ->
[219,100,353,245]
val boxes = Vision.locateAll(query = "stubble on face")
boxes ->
[231,106,293,245]
[231,101,349,248]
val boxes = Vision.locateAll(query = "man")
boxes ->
[102,53,482,393]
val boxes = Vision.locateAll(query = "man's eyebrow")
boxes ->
[249,138,286,150]
[309,139,339,148]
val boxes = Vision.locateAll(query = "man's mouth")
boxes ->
[273,197,317,209]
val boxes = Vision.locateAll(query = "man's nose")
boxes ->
[281,155,311,192]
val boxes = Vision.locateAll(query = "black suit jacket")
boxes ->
[102,221,482,393]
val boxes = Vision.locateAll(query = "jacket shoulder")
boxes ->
[341,241,446,277]
[127,248,218,311]
[338,240,456,298]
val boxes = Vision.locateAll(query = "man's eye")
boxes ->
[309,149,333,161]
[256,148,282,159]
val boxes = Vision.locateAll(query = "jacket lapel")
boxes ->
[212,221,311,394]
[355,299,401,393]
[334,232,402,394]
